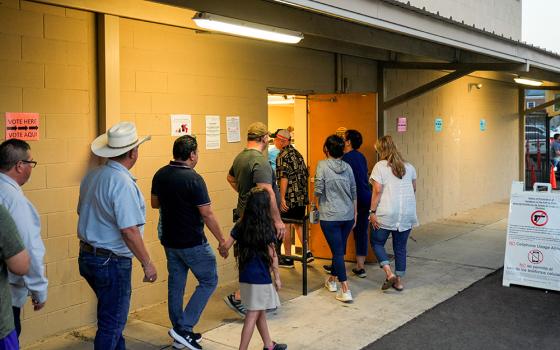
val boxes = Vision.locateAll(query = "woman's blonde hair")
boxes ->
[375,135,406,178]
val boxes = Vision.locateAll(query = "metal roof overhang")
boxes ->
[151,0,560,86]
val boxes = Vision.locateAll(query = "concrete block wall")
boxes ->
[384,69,519,224]
[118,18,337,312]
[0,1,98,346]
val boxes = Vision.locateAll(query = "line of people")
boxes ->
[0,119,417,350]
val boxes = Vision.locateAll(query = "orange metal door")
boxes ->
[307,93,377,262]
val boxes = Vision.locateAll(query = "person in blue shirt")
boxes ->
[223,188,287,350]
[0,139,48,339]
[77,122,157,350]
[342,129,372,278]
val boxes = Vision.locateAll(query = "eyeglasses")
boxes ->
[20,160,37,168]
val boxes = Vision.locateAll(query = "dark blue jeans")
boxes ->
[353,206,370,257]
[165,243,218,333]
[78,250,132,350]
[320,219,354,282]
[371,227,411,277]
[0,330,18,350]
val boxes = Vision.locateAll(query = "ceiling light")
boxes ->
[192,12,303,44]
[268,95,295,105]
[513,77,543,87]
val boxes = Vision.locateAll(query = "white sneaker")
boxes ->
[336,289,353,302]
[324,279,337,292]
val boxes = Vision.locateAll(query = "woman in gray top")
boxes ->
[314,135,357,303]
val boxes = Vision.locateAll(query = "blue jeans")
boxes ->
[0,330,18,350]
[353,206,370,257]
[320,220,354,282]
[371,227,411,277]
[78,251,132,350]
[165,243,218,332]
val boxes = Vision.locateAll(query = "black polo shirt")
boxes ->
[151,161,210,249]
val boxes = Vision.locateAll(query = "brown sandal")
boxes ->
[381,275,396,290]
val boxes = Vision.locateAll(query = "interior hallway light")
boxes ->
[192,12,303,44]
[514,76,543,87]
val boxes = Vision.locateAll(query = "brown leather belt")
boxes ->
[79,241,115,258]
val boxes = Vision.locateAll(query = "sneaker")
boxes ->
[172,333,202,348]
[223,293,246,318]
[279,257,294,268]
[352,267,367,278]
[336,289,353,303]
[305,251,314,263]
[322,264,332,273]
[169,328,202,350]
[263,341,288,350]
[324,279,337,292]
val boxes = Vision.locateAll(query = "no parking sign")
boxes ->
[503,182,560,291]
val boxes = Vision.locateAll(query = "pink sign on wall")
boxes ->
[397,117,407,132]
[5,112,40,140]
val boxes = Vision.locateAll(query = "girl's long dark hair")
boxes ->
[235,187,274,271]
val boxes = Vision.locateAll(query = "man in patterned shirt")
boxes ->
[273,129,311,268]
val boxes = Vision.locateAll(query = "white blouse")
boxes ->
[370,160,418,231]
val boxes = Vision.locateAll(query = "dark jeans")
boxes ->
[371,227,411,277]
[0,330,18,350]
[78,250,132,350]
[320,219,354,282]
[11,307,20,337]
[353,206,370,257]
[165,243,218,332]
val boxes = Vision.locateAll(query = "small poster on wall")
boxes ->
[226,116,241,143]
[397,117,407,132]
[5,112,40,140]
[480,119,487,131]
[171,114,192,136]
[435,117,443,132]
[206,115,221,150]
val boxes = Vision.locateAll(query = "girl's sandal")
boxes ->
[392,283,404,292]
[381,275,396,290]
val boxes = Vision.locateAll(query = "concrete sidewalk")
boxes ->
[24,200,509,350]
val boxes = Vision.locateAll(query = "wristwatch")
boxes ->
[369,209,376,215]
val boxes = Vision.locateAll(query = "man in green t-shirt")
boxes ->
[224,122,286,317]
[0,204,29,349]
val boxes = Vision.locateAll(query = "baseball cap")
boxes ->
[247,122,269,137]
[270,129,291,141]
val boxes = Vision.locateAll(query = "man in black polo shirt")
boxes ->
[151,135,227,350]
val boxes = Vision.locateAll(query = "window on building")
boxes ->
[527,101,536,109]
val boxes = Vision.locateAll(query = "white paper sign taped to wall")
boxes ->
[503,182,560,291]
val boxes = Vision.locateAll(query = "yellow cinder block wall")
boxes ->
[384,69,519,224]
[0,0,98,346]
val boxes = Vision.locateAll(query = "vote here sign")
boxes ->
[5,112,40,140]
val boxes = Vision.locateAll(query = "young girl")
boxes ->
[224,187,287,350]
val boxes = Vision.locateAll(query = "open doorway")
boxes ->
[268,92,378,263]
[267,93,308,258]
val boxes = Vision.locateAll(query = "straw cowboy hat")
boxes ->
[91,121,151,158]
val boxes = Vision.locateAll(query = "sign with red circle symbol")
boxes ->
[530,210,548,226]
[528,249,544,264]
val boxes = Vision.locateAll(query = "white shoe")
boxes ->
[324,279,337,292]
[336,289,353,302]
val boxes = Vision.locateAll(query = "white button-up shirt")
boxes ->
[370,160,418,231]
[0,173,48,307]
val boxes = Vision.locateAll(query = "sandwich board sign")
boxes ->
[503,182,560,291]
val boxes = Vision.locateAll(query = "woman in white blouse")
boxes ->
[369,135,417,291]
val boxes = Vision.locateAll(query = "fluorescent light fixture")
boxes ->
[192,12,303,44]
[268,95,295,105]
[514,77,543,87]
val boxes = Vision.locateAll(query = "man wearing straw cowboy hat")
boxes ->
[77,121,157,350]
